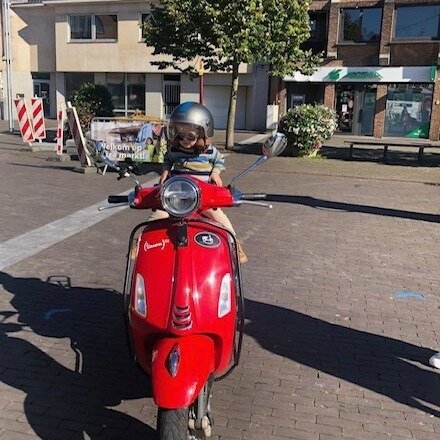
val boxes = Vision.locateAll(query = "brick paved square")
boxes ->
[0,134,439,439]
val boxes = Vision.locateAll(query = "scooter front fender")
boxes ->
[151,335,215,409]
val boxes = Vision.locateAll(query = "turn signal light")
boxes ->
[134,273,147,317]
[218,273,232,318]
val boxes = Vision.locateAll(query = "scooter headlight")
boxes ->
[161,177,200,217]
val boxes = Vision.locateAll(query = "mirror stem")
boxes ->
[229,155,267,188]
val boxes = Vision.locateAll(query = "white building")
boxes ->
[1,0,269,130]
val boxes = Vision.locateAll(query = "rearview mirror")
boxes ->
[262,132,287,158]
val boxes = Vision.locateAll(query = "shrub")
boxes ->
[69,82,114,133]
[280,104,337,157]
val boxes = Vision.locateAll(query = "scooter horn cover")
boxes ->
[151,335,215,408]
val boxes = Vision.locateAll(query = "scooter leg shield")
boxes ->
[151,335,215,409]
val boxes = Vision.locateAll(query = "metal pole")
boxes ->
[199,74,204,105]
[2,0,14,133]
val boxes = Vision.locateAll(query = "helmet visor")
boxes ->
[167,121,204,141]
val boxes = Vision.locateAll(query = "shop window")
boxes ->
[107,73,146,116]
[69,14,117,41]
[340,8,382,43]
[394,5,440,40]
[384,84,433,138]
[107,73,126,111]
[65,72,94,100]
[127,74,146,112]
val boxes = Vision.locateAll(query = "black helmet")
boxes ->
[167,102,215,140]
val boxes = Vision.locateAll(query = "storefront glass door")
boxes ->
[336,84,376,135]
[335,85,354,132]
[357,85,376,136]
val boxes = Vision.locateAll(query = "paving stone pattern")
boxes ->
[0,134,439,439]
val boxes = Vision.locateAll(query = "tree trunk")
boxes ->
[225,61,239,150]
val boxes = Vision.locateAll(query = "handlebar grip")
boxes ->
[241,193,267,201]
[108,195,129,204]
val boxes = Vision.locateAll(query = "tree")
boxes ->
[70,83,114,132]
[143,0,320,149]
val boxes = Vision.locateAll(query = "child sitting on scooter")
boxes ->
[149,101,247,263]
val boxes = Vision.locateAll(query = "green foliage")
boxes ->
[70,83,114,132]
[281,104,337,157]
[143,0,321,148]
[143,0,321,76]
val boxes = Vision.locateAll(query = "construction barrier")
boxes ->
[14,98,34,145]
[66,101,92,167]
[30,97,46,141]
[55,107,65,155]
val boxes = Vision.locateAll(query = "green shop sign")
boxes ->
[328,69,342,80]
[328,69,383,81]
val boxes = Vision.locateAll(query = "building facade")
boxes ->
[1,0,269,130]
[279,0,440,141]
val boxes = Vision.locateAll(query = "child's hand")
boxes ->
[210,173,223,186]
[159,170,169,184]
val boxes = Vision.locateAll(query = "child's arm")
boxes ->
[210,147,225,186]
[210,171,223,186]
[159,151,173,184]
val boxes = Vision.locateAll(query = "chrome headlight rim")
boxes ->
[160,176,201,218]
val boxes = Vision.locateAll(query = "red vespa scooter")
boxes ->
[96,133,287,440]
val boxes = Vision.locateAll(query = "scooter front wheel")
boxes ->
[157,407,208,440]
[157,407,190,440]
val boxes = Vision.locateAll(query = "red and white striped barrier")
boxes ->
[14,99,34,144]
[30,97,46,141]
[66,102,92,167]
[56,107,65,155]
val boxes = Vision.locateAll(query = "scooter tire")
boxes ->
[157,407,190,440]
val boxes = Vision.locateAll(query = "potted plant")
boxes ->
[279,104,337,157]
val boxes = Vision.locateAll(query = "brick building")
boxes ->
[276,0,440,141]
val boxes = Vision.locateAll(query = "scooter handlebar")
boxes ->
[108,195,129,204]
[240,193,267,201]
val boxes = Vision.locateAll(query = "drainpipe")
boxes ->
[2,0,14,132]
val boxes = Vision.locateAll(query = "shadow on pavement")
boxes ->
[6,161,162,176]
[0,272,156,439]
[233,143,263,155]
[320,146,440,167]
[264,194,440,224]
[7,162,78,171]
[245,299,440,417]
